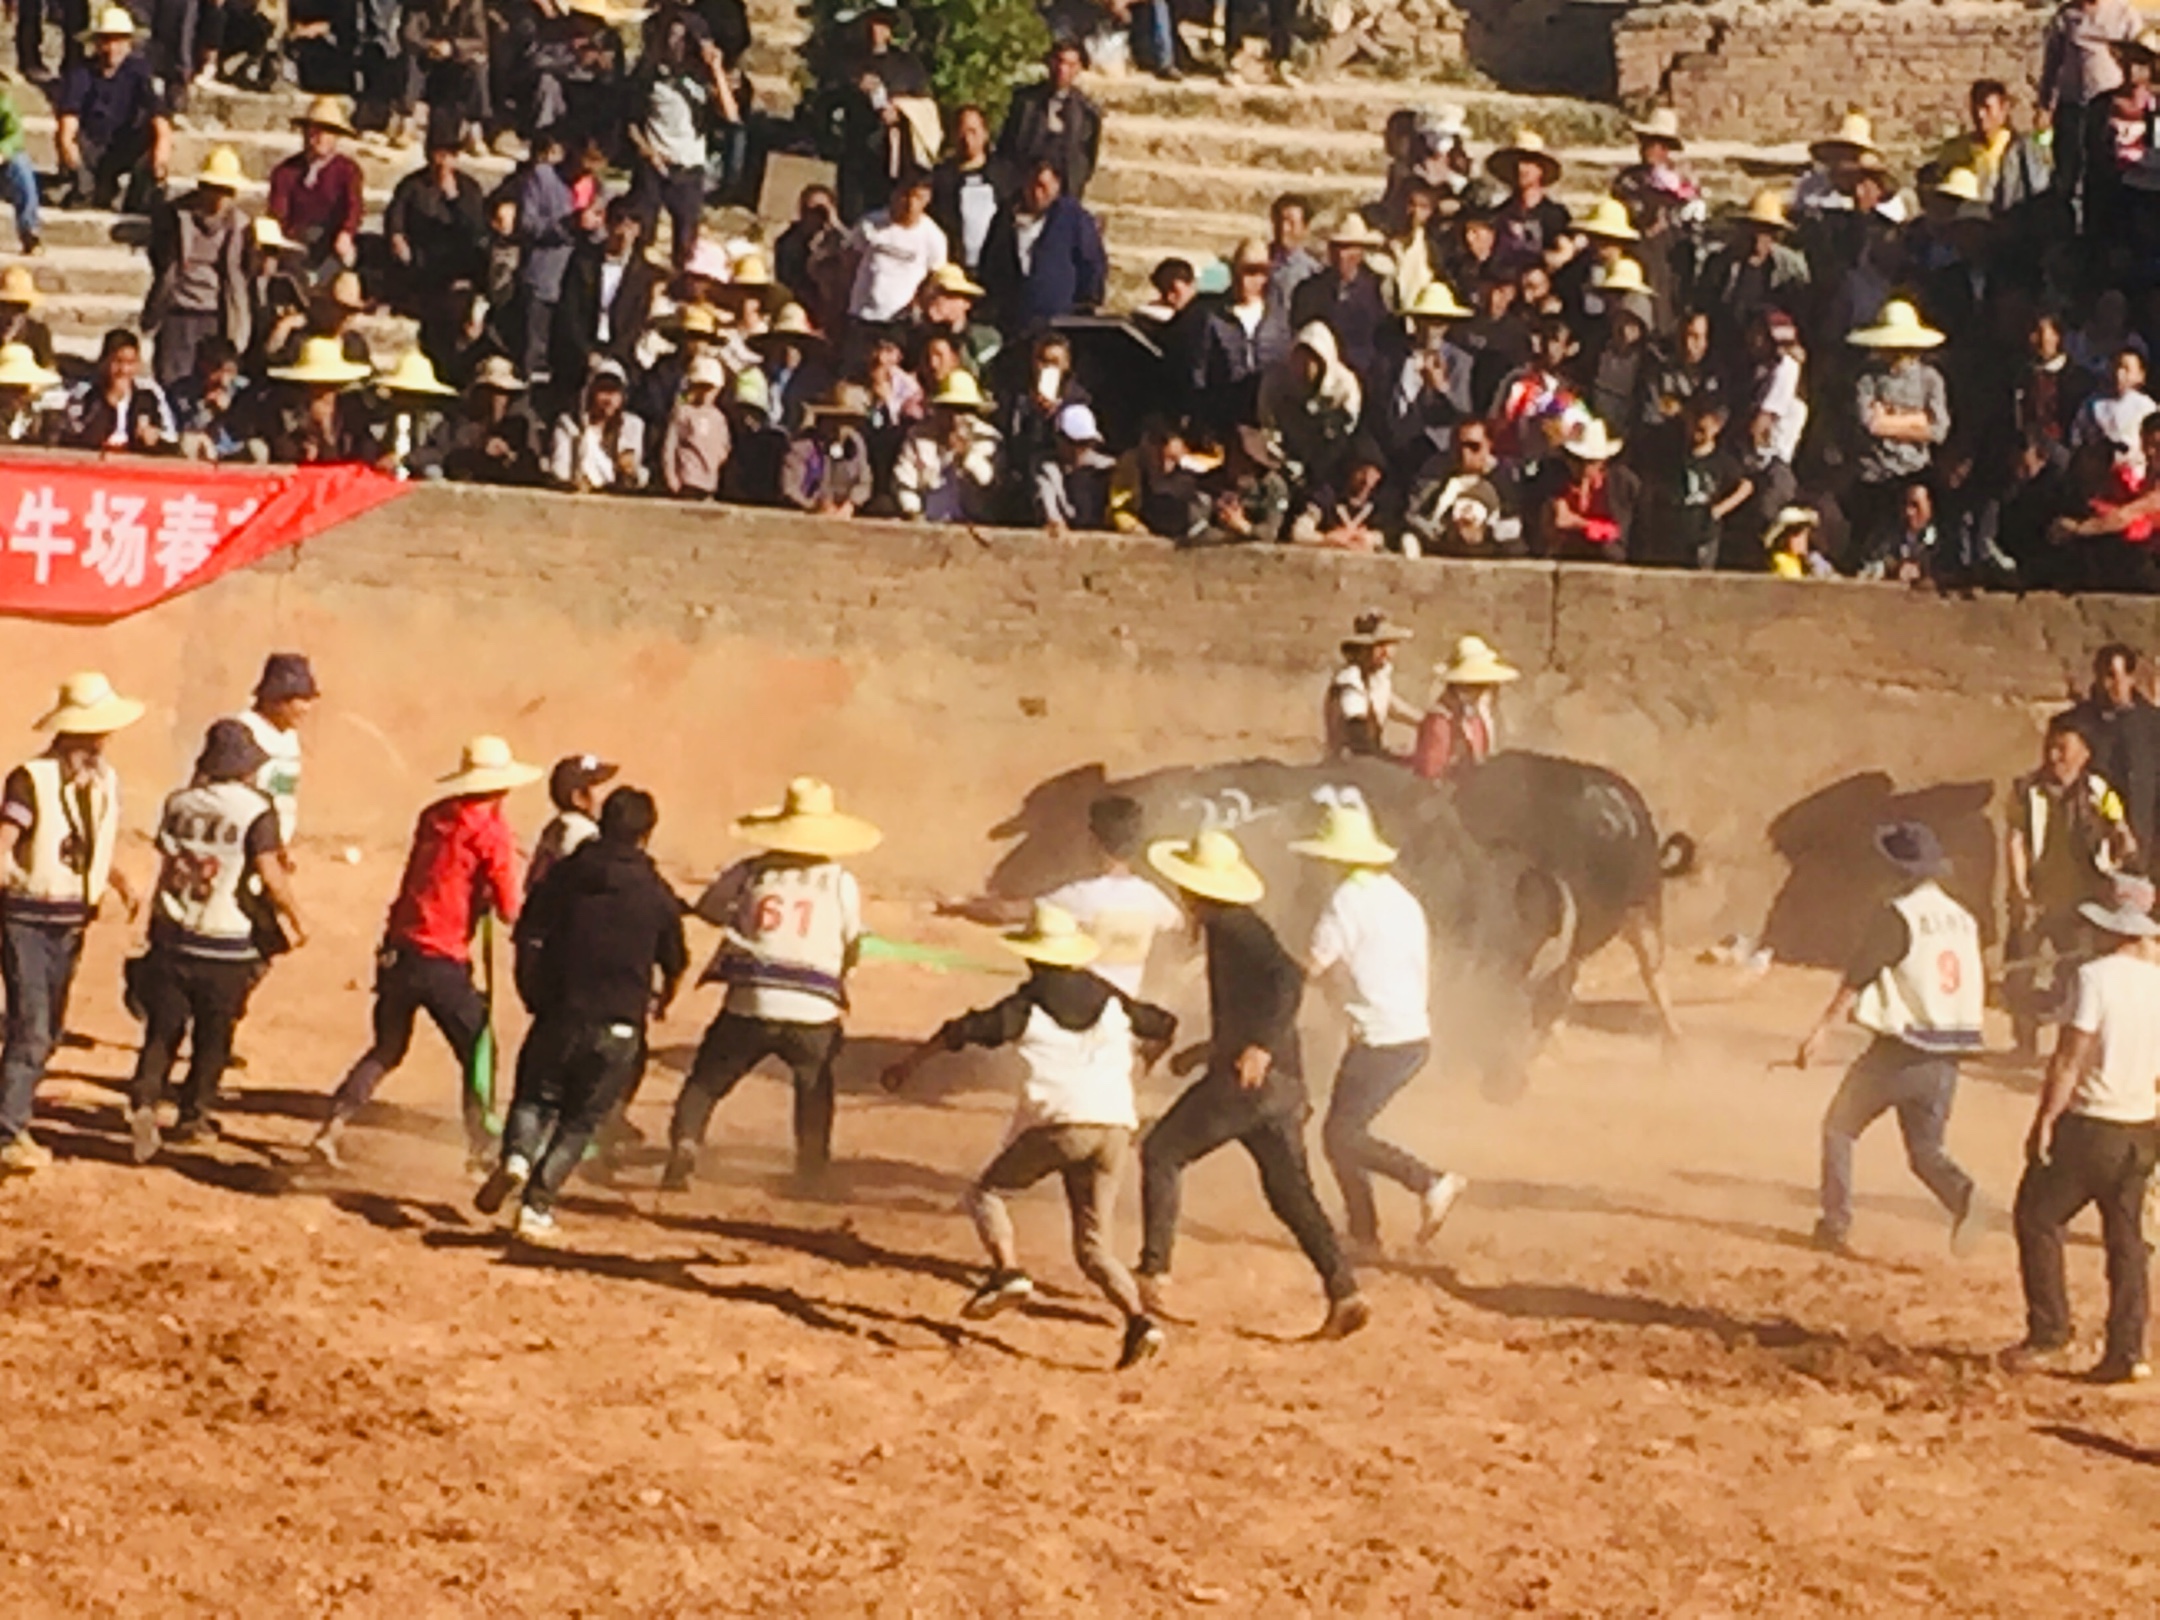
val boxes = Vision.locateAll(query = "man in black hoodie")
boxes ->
[481,786,688,1241]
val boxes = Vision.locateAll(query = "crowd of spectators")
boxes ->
[8,0,2160,589]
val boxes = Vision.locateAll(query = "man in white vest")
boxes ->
[227,652,318,849]
[1796,821,1986,1256]
[665,778,876,1191]
[1323,611,1418,761]
[882,901,1179,1370]
[126,720,308,1163]
[0,672,144,1176]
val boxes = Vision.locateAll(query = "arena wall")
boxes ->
[11,486,2158,949]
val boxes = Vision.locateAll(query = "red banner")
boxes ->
[0,457,406,622]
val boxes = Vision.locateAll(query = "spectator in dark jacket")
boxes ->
[1289,216,1395,385]
[1190,239,1274,436]
[516,130,606,388]
[929,104,1009,275]
[553,197,662,380]
[995,41,1101,202]
[977,161,1107,340]
[403,0,491,139]
[442,355,546,485]
[2065,643,2160,862]
[53,13,172,212]
[385,117,490,315]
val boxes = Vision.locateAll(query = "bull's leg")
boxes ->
[1623,908,1683,1043]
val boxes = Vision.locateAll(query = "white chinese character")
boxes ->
[7,486,73,584]
[224,497,261,528]
[80,490,148,589]
[153,493,222,587]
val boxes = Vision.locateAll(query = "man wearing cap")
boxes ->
[268,97,365,268]
[484,786,688,1243]
[1293,801,1468,1257]
[1795,822,1987,1257]
[666,777,878,1188]
[1033,401,1114,533]
[222,652,317,855]
[2010,873,2160,1383]
[1135,828,1369,1338]
[883,901,1178,1369]
[1325,611,1418,761]
[312,736,542,1167]
[0,674,144,1176]
[144,146,254,392]
[1412,635,1518,782]
[126,720,307,1164]
[526,753,617,895]
[53,8,170,212]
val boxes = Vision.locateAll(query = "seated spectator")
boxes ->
[0,266,53,370]
[1858,479,1942,584]
[1191,238,1273,437]
[170,337,249,462]
[894,369,1002,522]
[2016,312,2093,452]
[1034,402,1113,534]
[548,359,648,492]
[246,216,311,372]
[143,147,254,394]
[1539,415,1637,560]
[1374,287,1473,483]
[999,330,1085,498]
[1290,444,1388,552]
[1381,182,1441,315]
[1581,286,1653,443]
[930,105,1008,276]
[746,303,832,434]
[908,262,999,377]
[375,349,461,477]
[1763,506,1834,579]
[996,40,1101,202]
[1191,426,1291,548]
[1111,417,1205,539]
[781,384,877,515]
[1847,298,1952,566]
[773,184,850,336]
[978,160,1106,339]
[385,115,490,318]
[308,270,375,367]
[1133,256,1198,347]
[1290,216,1392,384]
[268,96,364,268]
[262,335,377,464]
[0,81,39,255]
[1260,322,1362,498]
[442,356,545,486]
[1612,108,1700,234]
[1489,313,1576,467]
[60,328,173,453]
[0,342,57,444]
[661,354,733,498]
[556,197,662,380]
[2071,344,2157,486]
[1404,418,1519,558]
[53,9,171,212]
[1696,190,1809,352]
[847,172,948,329]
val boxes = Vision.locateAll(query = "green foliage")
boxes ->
[798,0,1049,129]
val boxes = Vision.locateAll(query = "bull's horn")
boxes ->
[1526,873,1579,984]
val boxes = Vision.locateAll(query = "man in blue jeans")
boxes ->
[0,672,145,1176]
[1796,822,1988,1256]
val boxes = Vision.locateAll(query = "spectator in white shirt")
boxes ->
[1036,796,1185,997]
[548,359,648,493]
[2069,344,2157,483]
[846,172,949,327]
[2011,874,2160,1383]
[1294,799,1467,1254]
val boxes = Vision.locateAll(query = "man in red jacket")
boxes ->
[311,735,541,1167]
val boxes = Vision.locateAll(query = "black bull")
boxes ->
[982,753,1692,1098]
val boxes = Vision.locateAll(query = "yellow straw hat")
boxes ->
[1809,110,1879,165]
[931,369,989,412]
[1737,188,1792,231]
[734,777,883,858]
[926,262,987,299]
[1146,828,1265,905]
[1289,802,1399,867]
[437,735,544,795]
[1577,196,1640,243]
[723,251,774,289]
[1927,166,1983,205]
[252,214,300,253]
[269,335,374,386]
[34,671,145,735]
[1847,298,1945,351]
[1002,901,1103,968]
[376,349,457,396]
[1404,281,1473,321]
[294,95,357,137]
[1594,257,1650,296]
[197,146,245,189]
[0,264,41,306]
[1631,107,1684,149]
[0,342,58,391]
[1486,129,1561,186]
[1437,634,1521,686]
[81,5,139,39]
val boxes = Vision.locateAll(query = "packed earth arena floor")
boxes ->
[3,849,2157,1615]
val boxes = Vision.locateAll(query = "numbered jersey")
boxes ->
[1853,882,1984,1054]
[154,780,276,960]
[697,856,861,1026]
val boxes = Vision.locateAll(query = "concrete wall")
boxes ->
[11,485,2157,950]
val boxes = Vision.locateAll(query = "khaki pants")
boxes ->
[970,1124,1144,1320]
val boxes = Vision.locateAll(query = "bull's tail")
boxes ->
[1659,832,1698,880]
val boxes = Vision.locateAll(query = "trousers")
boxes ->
[669,1011,840,1173]
[2014,1112,2159,1367]
[502,1013,643,1212]
[970,1122,1144,1319]
[328,944,489,1139]
[1819,1037,1974,1238]
[1321,1039,1435,1244]
[1138,1070,1356,1301]
[126,944,256,1123]
[0,916,84,1144]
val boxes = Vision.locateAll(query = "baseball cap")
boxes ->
[549,753,618,809]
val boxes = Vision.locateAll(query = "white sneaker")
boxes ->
[513,1205,557,1243]
[1417,1172,1469,1246]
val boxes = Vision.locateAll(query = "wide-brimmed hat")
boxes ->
[723,251,774,290]
[1809,110,1880,165]
[34,671,145,735]
[1002,900,1102,968]
[294,95,356,136]
[1486,129,1562,186]
[1290,802,1399,867]
[666,302,730,340]
[734,777,882,858]
[438,735,543,796]
[471,355,525,392]
[0,342,57,391]
[1631,107,1685,149]
[1847,298,1944,351]
[80,4,138,39]
[0,265,39,308]
[686,353,728,390]
[1762,505,1820,549]
[1926,166,1984,205]
[1404,281,1473,321]
[1437,633,1520,686]
[925,261,986,299]
[254,652,320,703]
[269,335,372,386]
[1342,609,1412,649]
[252,214,299,253]
[2081,874,2160,938]
[1874,820,1950,879]
[809,381,872,421]
[1562,415,1623,461]
[1147,828,1265,905]
[1327,215,1388,249]
[1594,257,1650,296]
[376,349,456,396]
[754,303,823,349]
[1834,149,1897,190]
[1578,196,1641,243]
[197,717,270,783]
[1737,188,1792,232]
[931,370,988,412]
[196,146,245,190]
[2113,28,2160,65]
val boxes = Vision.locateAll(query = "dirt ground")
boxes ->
[3,848,2158,1619]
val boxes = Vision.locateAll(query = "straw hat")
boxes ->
[1147,828,1265,906]
[1289,802,1399,868]
[0,342,59,391]
[1737,188,1792,231]
[809,381,873,421]
[2081,874,2160,939]
[1847,298,1945,351]
[756,303,822,347]
[438,735,544,796]
[33,671,145,735]
[294,95,356,137]
[1594,257,1650,296]
[931,369,989,412]
[81,5,138,39]
[1341,609,1412,648]
[1437,634,1520,687]
[376,349,456,396]
[1762,505,1820,550]
[0,264,39,307]
[1577,196,1640,243]
[1927,166,1983,205]
[1486,129,1562,186]
[926,261,986,299]
[1002,901,1102,968]
[1563,415,1623,461]
[1809,110,1879,165]
[668,302,728,340]
[196,146,245,190]
[471,354,524,392]
[270,336,373,385]
[686,353,727,390]
[1631,107,1685,149]
[1404,281,1473,321]
[733,777,882,858]
[1327,215,1388,249]
[568,0,647,21]
[723,251,773,289]
[252,214,299,253]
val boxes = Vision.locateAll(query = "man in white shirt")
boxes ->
[525,753,616,896]
[2010,874,2160,1383]
[846,173,948,327]
[1294,799,1466,1254]
[1039,796,1183,998]
[228,652,317,849]
[1324,611,1418,761]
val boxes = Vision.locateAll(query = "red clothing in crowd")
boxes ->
[267,151,365,244]
[382,795,520,962]
[1411,705,1493,782]
[1558,466,1623,550]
